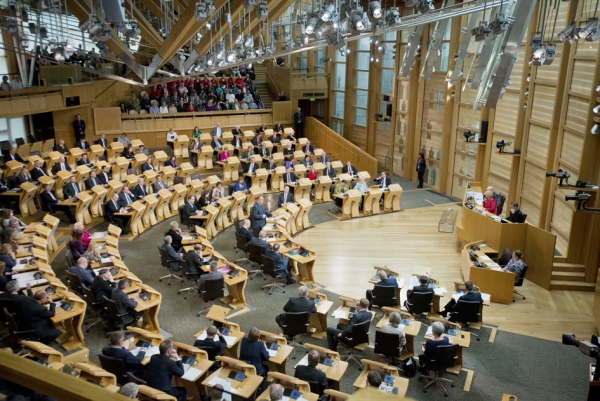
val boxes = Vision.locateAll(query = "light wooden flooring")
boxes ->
[296,203,598,342]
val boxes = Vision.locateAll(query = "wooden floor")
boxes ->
[296,203,598,342]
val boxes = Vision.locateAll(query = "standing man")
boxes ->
[250,195,272,236]
[294,107,304,138]
[144,340,186,401]
[416,152,426,188]
[73,114,86,140]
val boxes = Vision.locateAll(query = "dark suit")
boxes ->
[342,165,357,175]
[182,202,198,224]
[110,288,139,325]
[239,337,269,375]
[442,291,483,322]
[140,163,155,173]
[283,172,298,184]
[76,158,92,166]
[243,162,258,175]
[416,158,426,188]
[118,192,136,208]
[277,192,295,208]
[376,176,392,189]
[259,148,270,158]
[76,141,90,151]
[508,209,524,223]
[276,297,316,327]
[295,365,328,392]
[91,276,114,303]
[98,171,111,184]
[247,236,269,253]
[63,182,81,198]
[40,190,74,220]
[302,145,314,154]
[21,299,61,344]
[198,272,223,292]
[102,346,146,374]
[161,243,181,271]
[95,138,108,148]
[1,288,33,317]
[238,226,253,243]
[210,139,223,150]
[323,167,336,178]
[85,176,100,190]
[250,203,272,236]
[53,144,69,155]
[68,265,95,287]
[30,167,47,180]
[166,229,183,251]
[366,277,399,309]
[153,180,168,192]
[73,119,86,139]
[183,250,203,276]
[326,309,372,351]
[193,335,227,358]
[51,162,71,174]
[132,184,148,199]
[104,199,127,231]
[16,174,33,185]
[144,354,186,401]
[404,283,434,313]
[294,111,304,137]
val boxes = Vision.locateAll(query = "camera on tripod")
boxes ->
[562,333,600,359]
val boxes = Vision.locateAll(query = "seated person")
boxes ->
[68,257,94,287]
[275,286,316,328]
[277,185,294,208]
[294,350,328,394]
[145,340,186,401]
[239,327,270,379]
[51,155,72,173]
[326,298,372,351]
[307,166,319,181]
[379,311,406,349]
[366,371,382,388]
[404,275,434,313]
[354,176,368,192]
[193,325,227,358]
[502,250,525,278]
[482,190,497,214]
[111,279,142,326]
[258,142,270,158]
[15,168,33,185]
[140,158,156,172]
[198,262,223,292]
[418,321,449,373]
[323,162,336,178]
[102,331,146,375]
[301,155,313,168]
[238,219,253,242]
[183,244,204,277]
[63,176,81,198]
[21,290,61,344]
[284,156,295,169]
[265,243,296,284]
[86,171,102,189]
[233,177,248,194]
[301,140,314,155]
[507,202,525,223]
[166,221,183,251]
[211,182,225,202]
[283,143,294,156]
[77,153,92,166]
[333,180,349,208]
[264,157,277,171]
[91,268,115,303]
[40,184,75,223]
[283,168,297,184]
[132,178,148,199]
[219,148,230,161]
[247,230,269,253]
[153,175,169,192]
[439,280,483,322]
[30,160,47,180]
[365,270,398,309]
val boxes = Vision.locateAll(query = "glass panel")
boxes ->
[358,37,370,51]
[334,64,346,89]
[355,90,368,107]
[354,108,367,126]
[357,52,370,70]
[335,50,346,62]
[435,43,450,72]
[356,71,369,89]
[332,119,344,135]
[382,49,395,68]
[385,31,397,41]
[380,69,394,94]
[333,92,345,118]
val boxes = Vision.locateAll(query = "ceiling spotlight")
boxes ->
[244,0,256,12]
[256,0,268,22]
[531,46,547,66]
[226,50,236,62]
[205,22,212,30]
[557,21,576,42]
[117,20,140,38]
[235,33,244,45]
[472,22,491,42]
[489,14,509,35]
[306,15,319,34]
[320,56,332,63]
[417,0,434,14]
[385,7,401,27]
[206,55,215,66]
[195,2,208,21]
[245,49,255,59]
[39,26,48,39]
[265,44,275,55]
[372,20,385,34]
[296,18,306,35]
[368,1,382,19]
[577,18,598,39]
[350,9,365,31]
[463,131,475,142]
[321,3,335,21]
[198,56,206,67]
[285,40,295,50]
[255,47,264,57]
[244,34,254,48]
[592,104,600,114]
[496,140,513,153]
[20,36,29,49]
[205,1,216,16]
[215,40,225,59]
[543,44,556,65]
[591,123,599,135]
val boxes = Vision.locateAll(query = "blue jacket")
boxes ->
[239,338,269,375]
[102,346,146,373]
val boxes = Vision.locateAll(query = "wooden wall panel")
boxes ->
[351,126,367,149]
[451,175,468,199]
[534,45,562,82]
[570,60,596,95]
[559,131,584,170]
[530,84,556,122]
[489,134,513,177]
[487,174,510,198]
[574,38,599,57]
[94,108,123,134]
[550,197,574,240]
[492,92,519,134]
[565,96,590,133]
[520,196,541,228]
[521,162,545,208]
[421,104,445,132]
[525,123,550,165]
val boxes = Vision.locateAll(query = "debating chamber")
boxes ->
[0,0,599,400]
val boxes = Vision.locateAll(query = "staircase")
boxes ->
[549,262,595,291]
[252,64,275,109]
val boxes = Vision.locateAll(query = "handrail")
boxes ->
[292,72,329,78]
[264,64,281,94]
[120,108,273,120]
[0,86,62,99]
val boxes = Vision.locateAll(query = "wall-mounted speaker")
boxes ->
[66,96,80,107]
[480,120,489,143]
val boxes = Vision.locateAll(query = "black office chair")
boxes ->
[102,296,127,330]
[98,354,129,386]
[374,330,403,366]
[233,217,241,232]
[190,173,201,181]
[233,232,250,265]
[177,258,199,300]
[521,213,527,223]
[451,300,481,341]
[66,271,84,296]
[338,319,370,370]
[261,254,286,295]
[178,204,192,230]
[406,291,434,321]
[65,249,76,268]
[281,311,309,359]
[81,283,107,333]
[247,243,267,280]
[3,307,35,348]
[513,263,529,301]
[157,246,183,285]
[421,344,458,396]
[497,248,512,266]
[127,372,147,385]
[371,286,397,313]
[228,183,236,196]
[304,380,326,399]
[174,176,186,185]
[197,277,224,316]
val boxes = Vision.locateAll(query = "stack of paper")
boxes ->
[100,257,112,264]
[267,349,278,357]
[407,275,420,289]
[482,294,490,301]
[434,287,447,296]
[332,310,346,319]
[182,367,202,381]
[92,232,107,239]
[182,235,194,241]
[296,354,309,366]
[12,264,26,271]
[145,346,160,357]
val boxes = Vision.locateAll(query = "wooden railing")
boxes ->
[0,86,65,117]
[305,117,378,178]
[265,61,291,97]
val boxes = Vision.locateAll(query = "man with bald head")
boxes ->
[21,290,61,344]
[270,383,284,401]
[68,257,94,287]
[51,155,72,173]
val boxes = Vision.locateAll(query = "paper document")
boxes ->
[481,293,490,301]
[426,326,433,336]
[491,267,503,271]
[332,310,346,319]
[182,367,202,381]
[92,232,106,239]
[196,331,207,340]
[182,236,194,241]
[267,349,278,357]
[487,263,500,267]
[224,336,236,346]
[12,272,37,281]
[296,354,309,367]
[144,346,160,357]
[480,255,492,261]
[130,347,142,356]
[434,287,447,296]
[13,264,26,271]
[100,257,112,264]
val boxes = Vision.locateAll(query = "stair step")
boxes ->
[551,271,586,281]
[552,262,586,272]
[553,256,568,263]
[549,280,595,292]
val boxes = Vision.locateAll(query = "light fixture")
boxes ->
[417,0,434,14]
[368,1,382,19]
[198,56,206,67]
[195,2,208,21]
[557,21,576,42]
[7,18,18,36]
[385,7,401,27]
[206,54,215,66]
[285,40,295,50]
[244,34,254,48]
[489,14,509,35]
[244,0,256,12]
[296,18,306,35]
[591,123,599,135]
[543,44,556,65]
[117,20,140,38]
[405,0,418,6]
[245,49,255,60]
[235,33,244,45]
[205,1,216,16]
[593,104,600,114]
[215,40,225,59]
[577,18,598,39]
[20,36,29,49]
[217,60,227,67]
[226,50,236,62]
[350,9,365,31]
[531,46,547,66]
[321,4,336,21]
[256,0,268,22]
[265,44,275,55]
[463,131,476,142]
[306,15,319,34]
[255,47,264,57]
[472,22,491,42]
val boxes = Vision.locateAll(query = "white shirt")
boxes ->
[159,106,169,113]
[10,80,23,90]
[226,93,235,103]
[178,86,188,95]
[167,132,178,141]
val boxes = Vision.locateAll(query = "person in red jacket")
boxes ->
[483,191,497,215]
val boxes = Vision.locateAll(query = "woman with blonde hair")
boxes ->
[264,194,275,213]
[83,242,102,264]
[483,190,497,215]
[9,231,24,255]
[0,244,16,275]
[166,221,183,251]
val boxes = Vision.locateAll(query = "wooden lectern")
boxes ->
[383,184,402,212]
[216,197,232,230]
[5,160,24,178]
[89,144,104,162]
[294,178,312,201]
[67,147,83,169]
[340,189,361,218]
[250,168,269,191]
[107,142,123,163]
[89,185,108,218]
[296,198,312,231]
[170,184,188,214]
[161,166,176,186]
[198,146,214,169]
[230,191,247,222]
[142,194,158,228]
[314,176,332,203]
[270,166,286,192]
[223,156,240,181]
[156,189,173,221]
[153,150,168,170]
[174,135,190,158]
[113,157,129,179]
[178,162,194,182]
[363,187,382,215]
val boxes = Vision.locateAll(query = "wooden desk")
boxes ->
[306,290,333,339]
[280,242,317,287]
[256,372,317,401]
[174,135,190,158]
[195,307,245,358]
[338,189,361,218]
[297,343,349,390]
[462,242,515,304]
[71,362,117,389]
[20,340,64,369]
[353,359,408,397]
[314,176,332,203]
[133,284,162,334]
[368,266,406,303]
[202,356,262,400]
[52,293,86,351]
[382,184,402,212]
[172,341,214,399]
[107,142,123,163]
[223,156,240,181]
[324,389,350,400]
[270,166,286,192]
[137,384,177,400]
[258,330,293,374]
[230,191,247,222]
[362,188,382,215]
